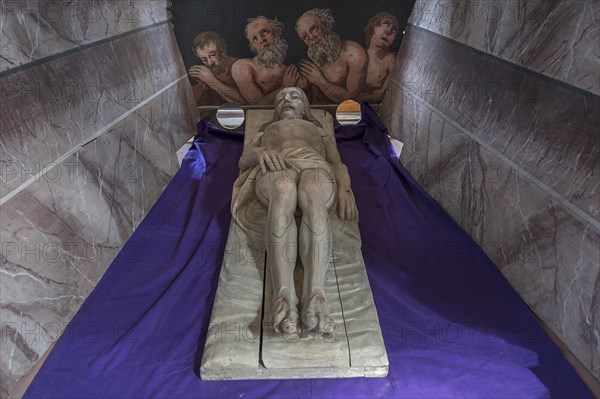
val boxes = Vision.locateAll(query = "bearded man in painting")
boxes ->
[189,31,245,105]
[295,8,368,103]
[233,16,306,105]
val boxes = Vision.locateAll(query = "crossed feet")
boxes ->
[271,294,335,337]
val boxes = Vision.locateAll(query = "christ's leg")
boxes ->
[257,170,299,334]
[297,168,336,336]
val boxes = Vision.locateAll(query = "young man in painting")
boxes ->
[358,12,399,103]
[232,16,305,105]
[189,31,246,105]
[295,8,368,103]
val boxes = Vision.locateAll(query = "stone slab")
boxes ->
[199,222,265,373]
[261,243,350,370]
[200,110,388,380]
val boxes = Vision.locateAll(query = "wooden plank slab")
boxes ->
[200,109,388,379]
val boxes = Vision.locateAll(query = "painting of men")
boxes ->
[232,16,305,105]
[358,12,399,103]
[295,8,368,103]
[189,31,245,104]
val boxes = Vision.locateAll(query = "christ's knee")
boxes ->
[267,177,297,238]
[269,176,296,206]
[298,192,328,235]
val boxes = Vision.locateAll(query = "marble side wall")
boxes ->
[0,0,169,72]
[1,23,184,197]
[384,26,598,223]
[0,1,199,396]
[380,23,599,379]
[409,0,600,95]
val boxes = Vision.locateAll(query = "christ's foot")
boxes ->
[272,296,299,334]
[301,294,336,337]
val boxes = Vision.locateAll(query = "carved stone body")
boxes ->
[237,87,358,336]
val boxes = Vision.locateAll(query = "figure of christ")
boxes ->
[295,8,368,104]
[232,16,307,105]
[237,87,358,336]
[189,31,246,104]
[358,12,399,103]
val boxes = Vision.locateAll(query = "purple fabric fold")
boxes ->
[24,107,592,399]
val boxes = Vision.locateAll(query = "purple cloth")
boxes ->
[25,106,592,398]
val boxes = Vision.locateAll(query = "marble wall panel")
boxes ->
[0,0,197,394]
[408,0,600,95]
[0,0,169,72]
[387,92,599,378]
[0,77,196,395]
[379,16,599,377]
[384,26,599,222]
[1,23,187,198]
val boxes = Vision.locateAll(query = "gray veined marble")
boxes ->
[1,23,186,198]
[384,26,599,223]
[380,6,599,379]
[0,0,169,72]
[0,1,197,396]
[409,0,600,95]
[381,75,599,379]
[0,76,197,396]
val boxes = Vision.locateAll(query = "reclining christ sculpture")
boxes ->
[234,87,358,336]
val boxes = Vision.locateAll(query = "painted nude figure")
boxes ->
[189,31,245,104]
[359,12,399,103]
[238,87,358,336]
[233,16,306,104]
[295,9,368,103]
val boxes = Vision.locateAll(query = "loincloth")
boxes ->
[231,146,336,240]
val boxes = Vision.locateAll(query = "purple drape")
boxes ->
[24,106,592,399]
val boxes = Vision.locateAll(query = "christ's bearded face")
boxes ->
[275,88,307,119]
